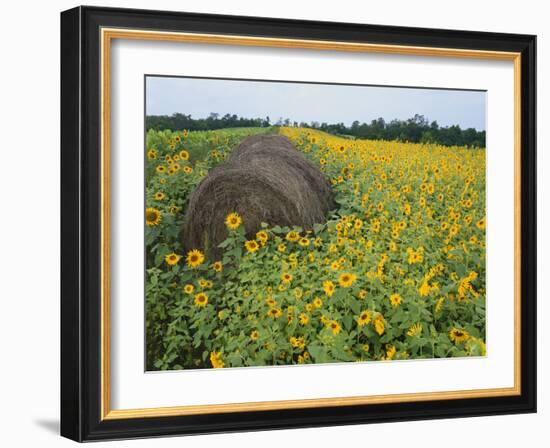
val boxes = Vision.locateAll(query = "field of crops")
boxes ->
[145,126,486,370]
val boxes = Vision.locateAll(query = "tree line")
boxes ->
[146,113,486,148]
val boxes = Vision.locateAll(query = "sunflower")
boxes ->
[327,320,341,335]
[223,212,241,230]
[298,313,309,325]
[165,253,180,266]
[338,272,357,288]
[298,237,310,248]
[323,280,335,297]
[476,218,486,230]
[250,330,259,341]
[169,205,178,215]
[357,310,372,327]
[179,150,189,160]
[147,149,157,159]
[313,297,323,308]
[194,292,208,307]
[373,315,385,335]
[407,323,422,337]
[245,240,259,253]
[280,272,293,283]
[359,290,367,300]
[290,336,305,349]
[156,165,166,174]
[145,208,162,226]
[186,249,205,268]
[385,344,396,360]
[183,165,193,174]
[183,284,194,294]
[256,230,268,244]
[449,328,470,343]
[267,307,282,319]
[210,351,224,368]
[285,231,300,242]
[212,261,222,273]
[266,297,276,307]
[389,293,402,307]
[278,243,286,252]
[154,191,165,201]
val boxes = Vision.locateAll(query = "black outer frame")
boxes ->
[60,5,537,442]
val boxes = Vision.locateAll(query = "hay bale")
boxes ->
[182,134,335,259]
[229,135,335,214]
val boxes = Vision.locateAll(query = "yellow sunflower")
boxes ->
[244,240,259,253]
[250,330,259,341]
[256,230,268,244]
[186,249,205,268]
[210,351,224,368]
[154,191,165,201]
[338,272,357,288]
[267,308,282,319]
[183,284,194,294]
[357,310,372,327]
[281,272,293,283]
[298,237,310,247]
[374,315,385,335]
[386,344,396,360]
[145,208,161,226]
[449,328,470,343]
[165,253,180,266]
[327,320,341,335]
[225,212,242,230]
[194,292,208,307]
[323,280,335,297]
[285,231,300,242]
[389,293,402,307]
[407,323,422,337]
[212,261,222,273]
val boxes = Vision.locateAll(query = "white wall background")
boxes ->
[0,0,546,446]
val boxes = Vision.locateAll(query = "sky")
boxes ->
[146,76,486,131]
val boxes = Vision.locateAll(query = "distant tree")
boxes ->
[145,113,485,148]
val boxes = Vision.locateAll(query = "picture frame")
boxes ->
[60,5,537,442]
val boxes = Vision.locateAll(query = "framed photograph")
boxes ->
[60,6,536,441]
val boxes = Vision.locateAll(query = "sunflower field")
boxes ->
[145,126,486,370]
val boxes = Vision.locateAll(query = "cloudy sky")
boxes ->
[146,76,486,131]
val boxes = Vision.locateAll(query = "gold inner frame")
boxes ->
[100,27,522,420]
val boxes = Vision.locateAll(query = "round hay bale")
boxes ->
[182,134,335,259]
[229,135,335,214]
